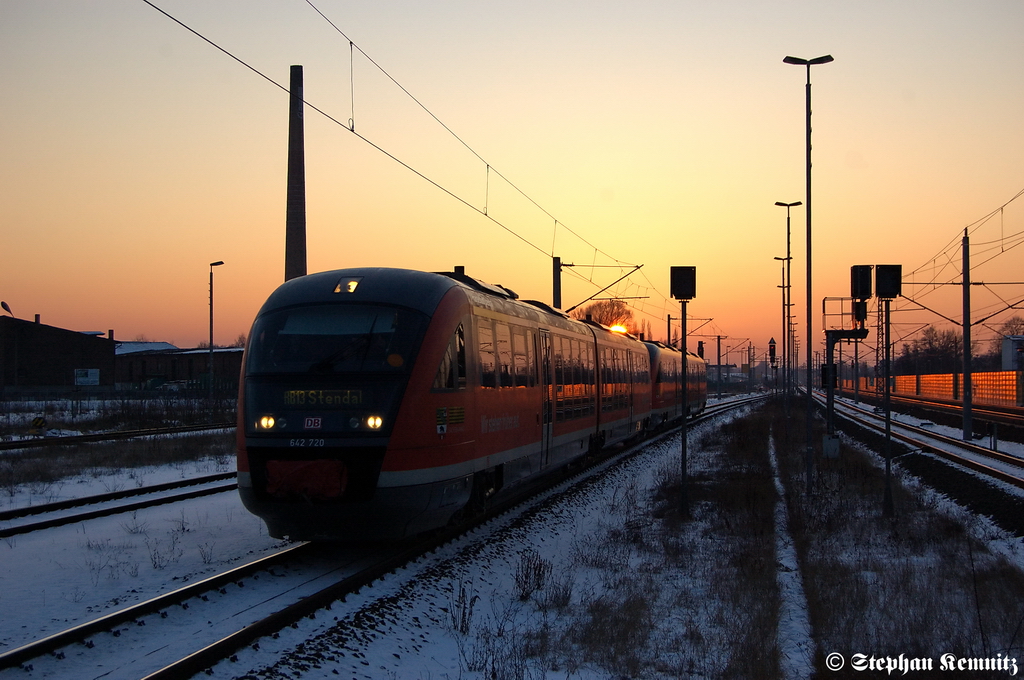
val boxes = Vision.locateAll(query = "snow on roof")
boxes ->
[175,347,245,355]
[115,341,179,355]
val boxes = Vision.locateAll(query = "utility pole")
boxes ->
[553,256,562,309]
[962,230,973,441]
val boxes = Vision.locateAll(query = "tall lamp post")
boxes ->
[784,53,833,496]
[209,261,225,416]
[774,259,786,393]
[775,200,801,400]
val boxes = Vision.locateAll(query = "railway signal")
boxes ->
[670,266,696,518]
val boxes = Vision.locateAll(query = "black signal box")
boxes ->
[876,265,902,299]
[670,266,696,300]
[851,265,872,300]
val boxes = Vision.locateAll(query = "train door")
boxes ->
[539,329,553,467]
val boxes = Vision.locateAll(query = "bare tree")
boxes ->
[895,325,976,375]
[992,316,1024,352]
[570,300,634,330]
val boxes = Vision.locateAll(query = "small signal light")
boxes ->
[334,277,362,294]
[258,416,276,430]
[366,415,383,429]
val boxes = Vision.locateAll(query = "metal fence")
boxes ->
[884,371,1022,407]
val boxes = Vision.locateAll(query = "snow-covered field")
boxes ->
[3,396,1024,679]
[215,415,752,680]
[1,409,753,679]
[0,456,288,657]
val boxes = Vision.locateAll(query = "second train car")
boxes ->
[237,267,706,540]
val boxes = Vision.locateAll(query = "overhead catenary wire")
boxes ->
[303,0,631,268]
[142,0,553,261]
[898,186,1024,344]
[142,0,730,342]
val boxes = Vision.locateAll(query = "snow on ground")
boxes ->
[2,394,1022,679]
[215,410,759,680]
[1,441,235,512]
[0,456,289,657]
[766,431,813,680]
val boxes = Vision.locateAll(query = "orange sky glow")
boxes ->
[2,0,1023,365]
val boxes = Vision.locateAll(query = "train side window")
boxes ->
[478,319,496,388]
[512,327,529,387]
[526,329,536,386]
[455,324,466,389]
[586,344,595,415]
[432,324,466,391]
[554,337,565,388]
[496,323,514,387]
[554,337,566,422]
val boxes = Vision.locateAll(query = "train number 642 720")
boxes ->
[288,438,326,447]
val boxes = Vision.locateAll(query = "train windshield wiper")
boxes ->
[307,336,368,373]
[307,316,380,373]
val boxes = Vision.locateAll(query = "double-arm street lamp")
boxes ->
[784,53,833,495]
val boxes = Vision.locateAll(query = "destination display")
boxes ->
[283,389,363,407]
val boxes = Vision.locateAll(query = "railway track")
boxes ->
[836,388,1024,430]
[0,472,237,539]
[0,423,234,451]
[825,395,1024,489]
[0,396,762,679]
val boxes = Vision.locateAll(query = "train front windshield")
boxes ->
[247,304,425,375]
[244,304,427,437]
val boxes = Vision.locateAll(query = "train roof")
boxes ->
[254,268,673,353]
[255,267,560,319]
[256,268,462,318]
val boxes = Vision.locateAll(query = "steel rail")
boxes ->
[827,397,1024,490]
[0,471,236,522]
[0,479,237,539]
[0,422,235,451]
[0,542,312,670]
[837,389,1023,429]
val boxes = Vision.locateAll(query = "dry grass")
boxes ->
[0,395,234,437]
[458,399,1024,678]
[774,401,1024,678]
[0,431,235,494]
[459,405,786,679]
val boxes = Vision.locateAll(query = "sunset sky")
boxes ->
[2,0,1023,364]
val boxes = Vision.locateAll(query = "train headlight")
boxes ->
[258,416,276,430]
[366,415,383,429]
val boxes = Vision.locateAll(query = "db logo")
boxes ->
[304,417,322,430]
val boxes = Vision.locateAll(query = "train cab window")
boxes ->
[478,320,496,388]
[433,324,466,391]
[246,304,425,374]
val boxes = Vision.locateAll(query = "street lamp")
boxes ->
[774,257,787,394]
[775,200,801,401]
[784,53,833,496]
[209,261,225,415]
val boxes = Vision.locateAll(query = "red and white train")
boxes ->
[237,267,706,540]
